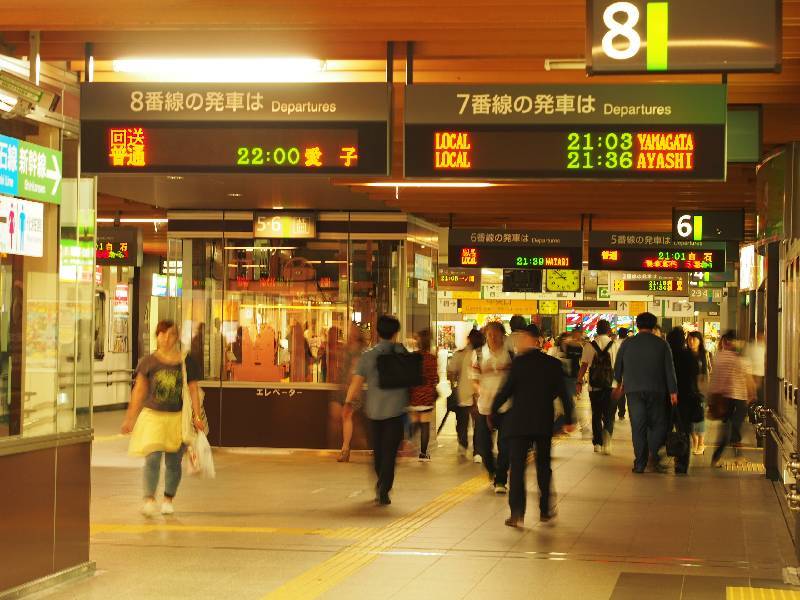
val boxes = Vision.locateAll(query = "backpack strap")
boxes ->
[603,340,614,353]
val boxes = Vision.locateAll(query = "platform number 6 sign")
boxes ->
[601,1,669,71]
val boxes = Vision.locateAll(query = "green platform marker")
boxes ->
[647,2,669,71]
[693,215,703,241]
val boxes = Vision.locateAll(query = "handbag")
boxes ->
[446,389,459,412]
[666,407,690,458]
[376,345,423,389]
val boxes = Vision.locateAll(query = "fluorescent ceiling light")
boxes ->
[544,59,586,71]
[360,182,496,189]
[224,246,297,251]
[96,218,168,224]
[112,58,327,82]
[481,269,497,276]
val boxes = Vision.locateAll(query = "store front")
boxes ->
[0,133,97,593]
[155,210,438,449]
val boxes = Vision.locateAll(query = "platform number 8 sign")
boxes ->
[600,1,669,71]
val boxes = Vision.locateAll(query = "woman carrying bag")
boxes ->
[666,328,703,475]
[121,320,206,517]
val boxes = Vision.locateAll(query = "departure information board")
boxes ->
[587,0,781,74]
[589,232,726,272]
[610,273,689,296]
[448,229,583,269]
[405,84,727,181]
[80,82,390,175]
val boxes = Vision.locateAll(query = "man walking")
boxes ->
[491,324,575,527]
[577,319,617,455]
[614,312,678,474]
[615,327,631,420]
[344,315,409,505]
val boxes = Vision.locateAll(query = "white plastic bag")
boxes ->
[187,431,216,479]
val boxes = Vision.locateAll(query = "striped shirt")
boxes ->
[709,348,751,401]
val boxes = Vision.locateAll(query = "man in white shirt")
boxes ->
[471,321,513,493]
[577,320,617,454]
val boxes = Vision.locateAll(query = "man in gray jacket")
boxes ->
[614,312,678,474]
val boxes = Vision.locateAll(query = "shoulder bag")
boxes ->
[377,344,423,389]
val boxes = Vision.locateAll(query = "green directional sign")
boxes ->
[17,140,62,204]
[0,134,62,205]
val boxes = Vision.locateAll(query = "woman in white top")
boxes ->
[447,329,485,460]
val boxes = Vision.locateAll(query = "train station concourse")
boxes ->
[2,1,800,599]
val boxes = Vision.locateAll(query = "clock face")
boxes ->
[546,269,581,292]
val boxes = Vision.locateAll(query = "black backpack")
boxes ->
[588,340,615,389]
[377,344,423,389]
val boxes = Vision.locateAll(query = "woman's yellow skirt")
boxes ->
[128,408,183,456]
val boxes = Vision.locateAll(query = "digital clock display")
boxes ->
[449,245,582,269]
[589,247,726,272]
[405,125,725,180]
[81,121,389,174]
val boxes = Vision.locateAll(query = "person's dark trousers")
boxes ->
[589,387,615,445]
[508,435,552,519]
[455,405,477,451]
[673,414,693,473]
[626,391,670,472]
[369,415,405,499]
[491,413,510,486]
[475,412,495,477]
[617,393,627,419]
[712,399,748,463]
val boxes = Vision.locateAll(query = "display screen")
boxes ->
[81,121,389,175]
[450,245,582,269]
[613,278,685,293]
[589,247,726,272]
[406,125,725,180]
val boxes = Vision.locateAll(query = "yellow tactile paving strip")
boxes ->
[721,460,767,474]
[262,474,488,600]
[91,523,377,540]
[727,587,800,599]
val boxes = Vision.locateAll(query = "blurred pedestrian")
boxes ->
[410,328,438,461]
[491,324,575,527]
[709,331,756,467]
[447,329,484,461]
[122,320,205,517]
[666,327,702,475]
[615,327,631,420]
[577,319,617,455]
[614,313,678,474]
[337,325,367,463]
[687,330,711,455]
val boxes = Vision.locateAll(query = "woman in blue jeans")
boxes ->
[122,320,205,517]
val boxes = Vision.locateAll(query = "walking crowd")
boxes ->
[122,313,761,528]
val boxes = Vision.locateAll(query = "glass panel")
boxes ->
[222,238,350,383]
[404,241,437,346]
[350,239,401,345]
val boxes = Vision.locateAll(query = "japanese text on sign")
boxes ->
[109,128,146,167]
[456,93,597,116]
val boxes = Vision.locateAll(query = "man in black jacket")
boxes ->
[491,324,575,527]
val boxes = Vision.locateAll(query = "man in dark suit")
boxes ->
[491,324,576,527]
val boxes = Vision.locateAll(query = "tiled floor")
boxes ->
[25,409,798,600]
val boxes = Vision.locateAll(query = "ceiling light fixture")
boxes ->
[97,218,168,224]
[165,175,183,181]
[544,59,587,71]
[0,90,18,112]
[360,182,496,189]
[272,205,284,210]
[112,57,327,83]
[227,193,243,198]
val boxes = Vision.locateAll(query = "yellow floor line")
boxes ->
[262,474,488,600]
[91,522,376,540]
[727,588,800,599]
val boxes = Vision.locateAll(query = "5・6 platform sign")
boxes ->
[586,0,781,74]
[0,134,62,205]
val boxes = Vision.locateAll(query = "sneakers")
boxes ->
[594,444,602,453]
[539,511,557,523]
[161,501,175,516]
[473,454,483,464]
[494,484,508,494]
[458,445,468,459]
[602,431,612,455]
[418,453,431,462]
[140,500,158,518]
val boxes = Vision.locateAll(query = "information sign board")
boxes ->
[96,227,143,266]
[405,84,727,181]
[672,209,744,242]
[438,267,480,292]
[587,0,781,74]
[0,195,43,257]
[81,83,390,175]
[448,229,583,269]
[0,134,62,204]
[253,212,316,239]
